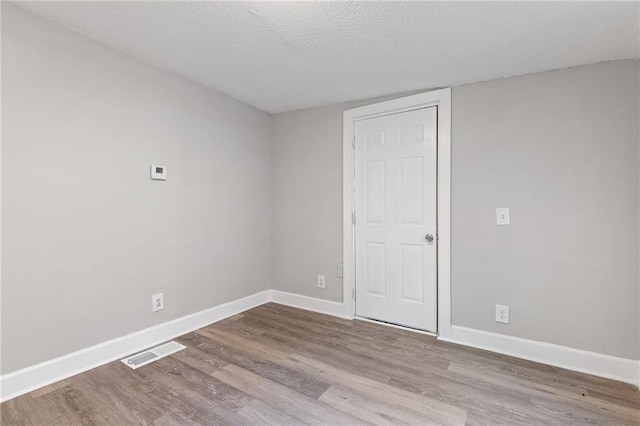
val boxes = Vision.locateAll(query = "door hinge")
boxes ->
[352,211,356,225]
[353,287,356,301]
[352,136,355,149]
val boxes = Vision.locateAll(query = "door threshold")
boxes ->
[354,316,438,337]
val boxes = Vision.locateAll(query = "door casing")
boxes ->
[342,88,452,337]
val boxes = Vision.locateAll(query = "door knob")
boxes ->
[425,233,434,242]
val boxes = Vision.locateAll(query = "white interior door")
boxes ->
[355,107,437,332]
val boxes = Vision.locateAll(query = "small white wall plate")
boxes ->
[496,207,510,225]
[151,165,167,180]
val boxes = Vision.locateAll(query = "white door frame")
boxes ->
[342,88,452,338]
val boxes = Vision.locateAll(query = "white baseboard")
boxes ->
[2,292,637,402]
[0,290,270,402]
[439,325,639,387]
[268,290,351,319]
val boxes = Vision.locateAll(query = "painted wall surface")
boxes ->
[272,60,640,359]
[271,105,346,302]
[451,60,639,359]
[1,3,272,373]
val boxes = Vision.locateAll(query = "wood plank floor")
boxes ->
[2,303,639,425]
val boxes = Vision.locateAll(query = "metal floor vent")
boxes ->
[121,341,186,370]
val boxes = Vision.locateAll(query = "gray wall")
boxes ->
[1,3,272,373]
[272,60,639,359]
[451,60,638,359]
[272,106,345,302]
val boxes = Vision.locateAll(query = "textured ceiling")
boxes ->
[14,1,640,113]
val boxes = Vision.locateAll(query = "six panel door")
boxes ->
[354,107,437,332]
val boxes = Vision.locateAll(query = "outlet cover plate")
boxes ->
[317,275,326,289]
[496,304,509,324]
[152,293,164,312]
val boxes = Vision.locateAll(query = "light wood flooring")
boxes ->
[1,303,639,425]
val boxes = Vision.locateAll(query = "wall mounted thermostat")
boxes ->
[151,165,167,181]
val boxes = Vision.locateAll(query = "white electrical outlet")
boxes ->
[317,275,326,289]
[152,293,164,312]
[495,304,509,324]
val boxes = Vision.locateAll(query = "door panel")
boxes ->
[365,242,387,296]
[365,161,386,224]
[400,156,423,225]
[355,107,437,332]
[400,244,424,303]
